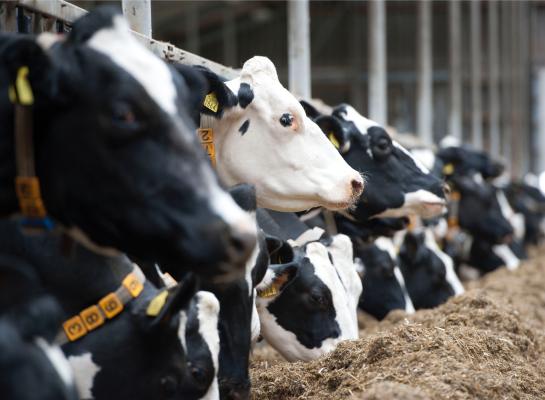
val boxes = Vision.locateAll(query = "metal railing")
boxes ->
[0,0,238,79]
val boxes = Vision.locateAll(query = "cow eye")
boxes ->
[373,137,392,158]
[111,101,140,130]
[190,366,207,384]
[279,113,294,127]
[309,292,327,307]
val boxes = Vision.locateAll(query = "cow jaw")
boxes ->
[374,189,446,219]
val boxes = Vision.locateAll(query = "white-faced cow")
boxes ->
[0,7,256,284]
[256,233,361,362]
[183,58,364,212]
[300,102,448,222]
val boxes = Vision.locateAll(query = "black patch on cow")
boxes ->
[355,242,406,320]
[68,6,120,44]
[237,83,254,109]
[239,119,250,136]
[399,232,454,309]
[192,66,238,118]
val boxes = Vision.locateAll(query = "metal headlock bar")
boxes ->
[1,0,239,80]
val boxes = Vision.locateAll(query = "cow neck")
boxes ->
[9,66,54,231]
[54,269,147,346]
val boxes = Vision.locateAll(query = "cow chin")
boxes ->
[375,190,447,219]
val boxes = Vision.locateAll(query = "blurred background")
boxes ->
[28,1,545,179]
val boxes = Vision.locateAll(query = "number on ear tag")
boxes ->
[80,305,105,332]
[203,92,219,113]
[63,316,88,342]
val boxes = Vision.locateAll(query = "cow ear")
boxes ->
[143,274,198,330]
[401,232,420,262]
[265,235,283,258]
[300,100,322,120]
[1,35,58,104]
[269,241,294,265]
[172,64,209,122]
[314,115,350,153]
[256,263,297,299]
[192,66,238,118]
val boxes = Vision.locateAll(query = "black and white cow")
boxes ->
[0,296,77,400]
[256,233,361,362]
[0,215,221,400]
[301,102,448,222]
[198,184,277,400]
[398,228,464,309]
[354,237,415,320]
[0,7,256,283]
[504,182,545,245]
[184,60,364,212]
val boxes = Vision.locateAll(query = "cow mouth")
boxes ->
[420,201,447,218]
[322,200,355,211]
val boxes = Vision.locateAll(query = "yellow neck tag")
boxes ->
[257,285,278,299]
[203,92,219,113]
[442,163,454,176]
[197,128,216,167]
[146,290,169,317]
[328,132,340,149]
[13,66,34,106]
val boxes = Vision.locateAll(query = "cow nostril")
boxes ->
[228,229,256,262]
[351,179,364,196]
[442,183,451,198]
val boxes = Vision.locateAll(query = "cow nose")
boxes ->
[226,224,257,267]
[442,183,451,198]
[351,177,364,198]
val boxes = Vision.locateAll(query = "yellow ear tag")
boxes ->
[203,92,219,113]
[442,163,454,176]
[146,290,169,317]
[328,132,340,149]
[14,66,34,106]
[257,285,278,299]
[122,272,144,298]
[8,86,17,103]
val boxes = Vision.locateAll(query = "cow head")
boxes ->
[301,102,447,221]
[449,174,513,244]
[256,235,361,362]
[0,8,255,283]
[504,182,545,245]
[355,237,415,320]
[200,184,277,400]
[187,57,364,212]
[398,230,458,309]
[66,279,221,400]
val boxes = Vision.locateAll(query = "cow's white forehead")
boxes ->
[338,105,380,135]
[87,16,178,115]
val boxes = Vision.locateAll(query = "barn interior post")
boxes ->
[368,0,387,126]
[185,2,200,54]
[448,0,462,141]
[288,0,311,99]
[121,0,151,37]
[500,1,512,166]
[222,3,237,67]
[470,0,483,149]
[537,68,545,174]
[416,0,433,146]
[488,0,500,156]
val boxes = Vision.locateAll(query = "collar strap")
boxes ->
[10,66,54,230]
[447,191,461,229]
[55,272,144,345]
[197,92,219,167]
